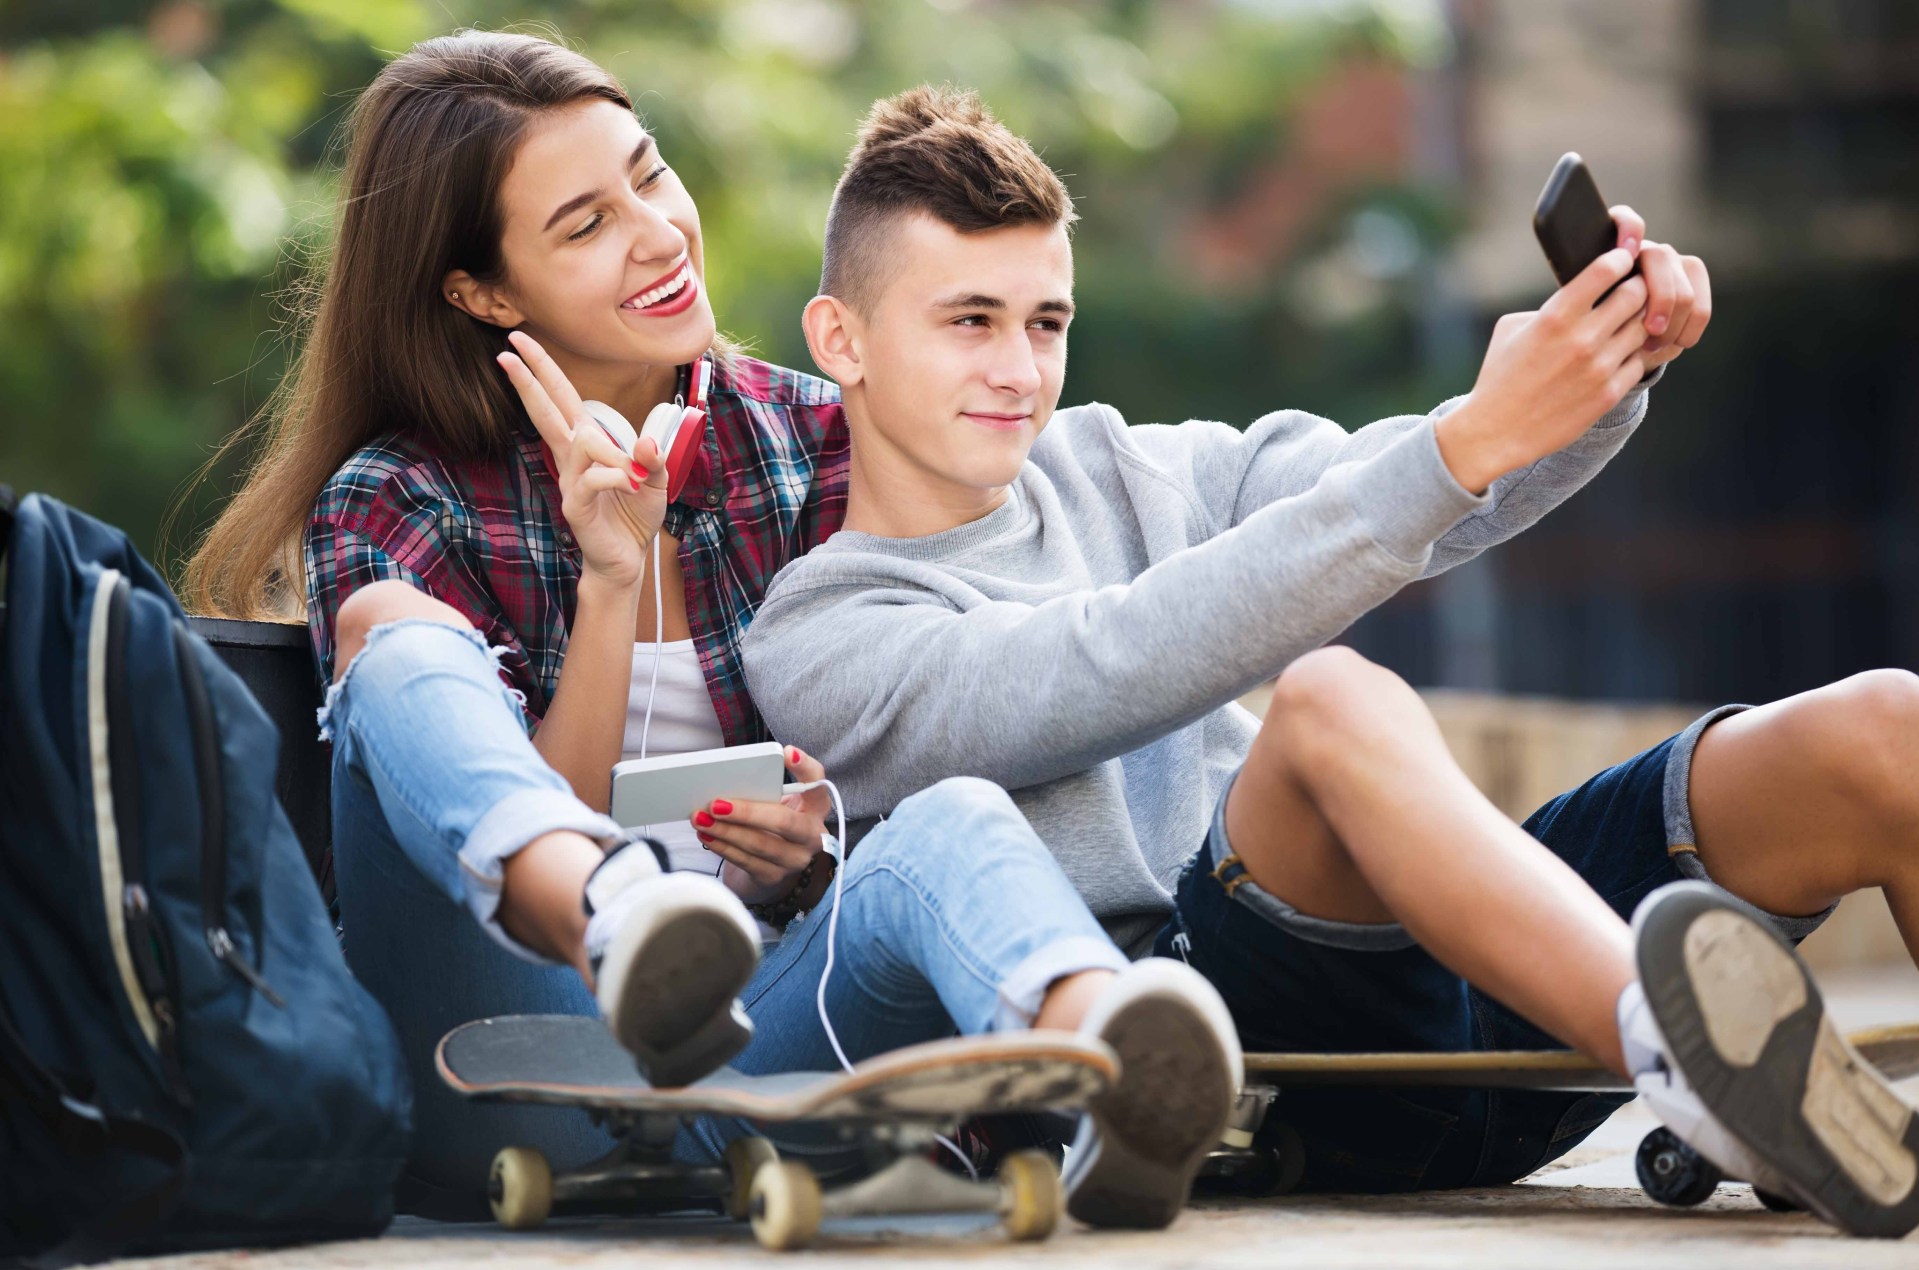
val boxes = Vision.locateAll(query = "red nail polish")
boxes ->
[712,799,734,816]
[694,810,715,828]
[697,832,713,844]
[628,476,642,491]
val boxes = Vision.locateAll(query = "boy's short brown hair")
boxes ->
[821,85,1076,312]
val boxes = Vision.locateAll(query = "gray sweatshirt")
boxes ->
[741,385,1653,953]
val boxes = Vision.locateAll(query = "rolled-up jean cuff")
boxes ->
[1207,768,1420,952]
[1663,702,1839,942]
[459,788,626,964]
[993,935,1132,1032]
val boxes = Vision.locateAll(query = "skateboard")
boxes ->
[1206,1023,1919,1205]
[436,1014,1116,1250]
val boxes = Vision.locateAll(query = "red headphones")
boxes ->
[581,356,711,504]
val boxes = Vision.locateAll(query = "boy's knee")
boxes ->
[1252,648,1427,791]
[1266,648,1408,736]
[1807,669,1919,820]
[1271,646,1388,710]
[1834,669,1919,748]
[334,581,471,680]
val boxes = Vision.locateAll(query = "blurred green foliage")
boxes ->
[0,0,1463,569]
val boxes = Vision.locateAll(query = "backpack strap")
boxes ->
[0,1006,189,1267]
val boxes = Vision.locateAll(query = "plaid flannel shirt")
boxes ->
[304,355,848,744]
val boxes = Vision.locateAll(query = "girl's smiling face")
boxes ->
[453,98,716,401]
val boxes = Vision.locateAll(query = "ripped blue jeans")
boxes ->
[322,619,1125,1210]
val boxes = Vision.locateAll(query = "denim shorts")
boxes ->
[1151,704,1837,1192]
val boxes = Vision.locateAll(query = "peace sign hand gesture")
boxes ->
[497,330,668,591]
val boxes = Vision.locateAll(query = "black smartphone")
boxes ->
[1533,152,1622,287]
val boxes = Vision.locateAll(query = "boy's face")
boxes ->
[846,214,1074,496]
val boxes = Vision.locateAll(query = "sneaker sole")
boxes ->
[597,881,759,1087]
[1637,882,1919,1238]
[1064,991,1236,1229]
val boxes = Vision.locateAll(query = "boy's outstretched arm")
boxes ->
[1141,219,1709,575]
[743,415,1487,812]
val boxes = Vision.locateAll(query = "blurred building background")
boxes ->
[1345,0,1919,706]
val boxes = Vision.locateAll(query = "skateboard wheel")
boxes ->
[489,1146,553,1230]
[1634,1127,1721,1208]
[1754,1187,1803,1213]
[1233,1124,1308,1198]
[998,1149,1064,1241]
[749,1160,823,1251]
[725,1137,780,1221]
[1196,1124,1306,1199]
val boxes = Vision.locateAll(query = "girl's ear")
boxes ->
[801,294,864,388]
[442,269,525,328]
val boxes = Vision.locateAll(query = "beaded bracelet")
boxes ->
[746,850,838,930]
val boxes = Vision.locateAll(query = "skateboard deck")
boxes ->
[1205,1023,1919,1203]
[436,1015,1116,1249]
[437,1013,1115,1118]
[1239,1022,1919,1091]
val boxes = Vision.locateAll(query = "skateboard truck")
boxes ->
[1196,1084,1304,1198]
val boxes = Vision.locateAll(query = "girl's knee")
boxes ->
[334,580,471,679]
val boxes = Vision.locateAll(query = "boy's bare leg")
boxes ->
[1686,670,1919,959]
[1226,646,1634,1072]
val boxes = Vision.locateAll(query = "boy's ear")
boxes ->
[442,269,525,329]
[802,294,865,388]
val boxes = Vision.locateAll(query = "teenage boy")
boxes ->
[740,85,1919,1237]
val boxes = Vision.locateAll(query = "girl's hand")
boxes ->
[697,747,833,905]
[497,330,667,590]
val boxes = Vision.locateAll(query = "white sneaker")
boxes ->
[1633,881,1919,1237]
[1062,959,1241,1229]
[583,837,761,1087]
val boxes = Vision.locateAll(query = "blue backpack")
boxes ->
[0,491,410,1263]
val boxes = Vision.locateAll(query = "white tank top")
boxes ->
[623,639,727,875]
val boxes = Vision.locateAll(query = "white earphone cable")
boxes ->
[788,775,978,1182]
[639,531,664,762]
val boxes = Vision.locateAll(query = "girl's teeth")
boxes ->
[628,267,689,310]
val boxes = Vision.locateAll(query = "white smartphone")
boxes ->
[609,741,788,829]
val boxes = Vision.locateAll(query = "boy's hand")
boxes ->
[1437,246,1653,494]
[1437,206,1714,495]
[1635,241,1711,372]
[1603,206,1710,366]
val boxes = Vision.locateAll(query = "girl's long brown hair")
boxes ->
[182,31,632,619]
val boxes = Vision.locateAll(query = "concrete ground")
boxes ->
[114,964,1919,1270]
